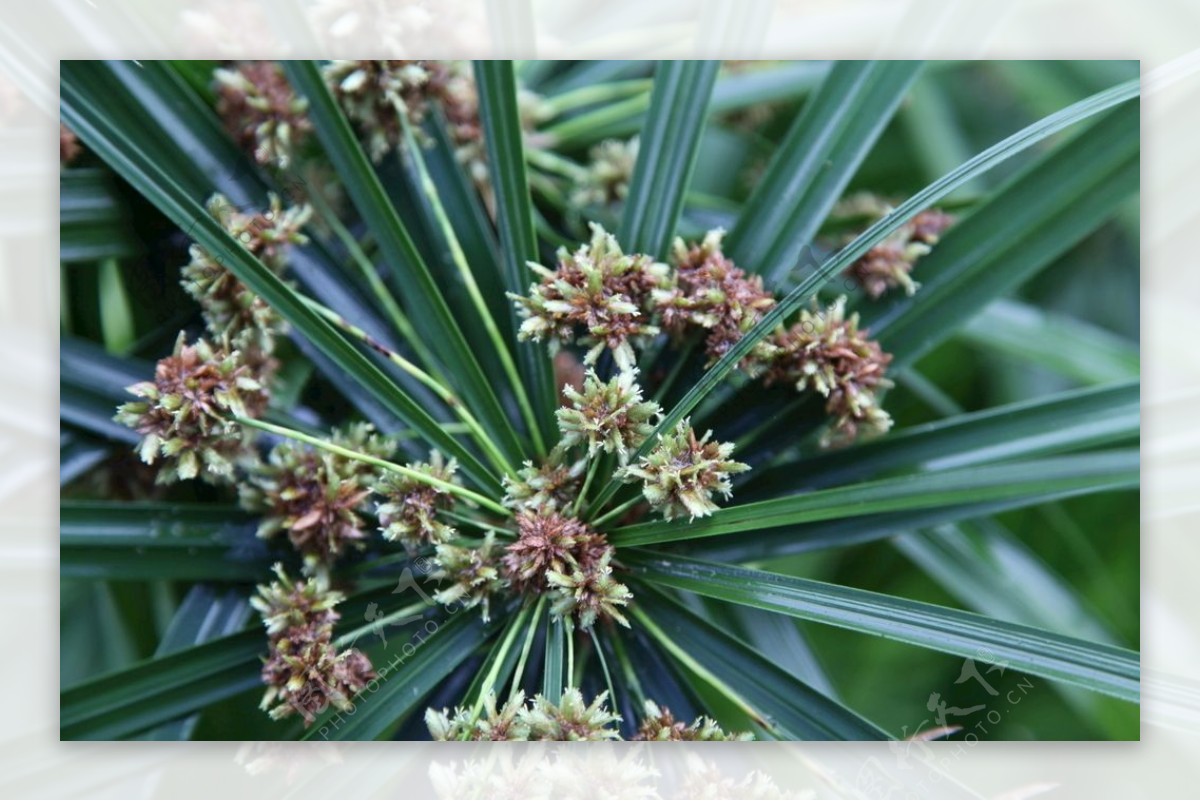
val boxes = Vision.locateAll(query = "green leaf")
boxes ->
[60,168,140,263]
[635,588,890,740]
[869,100,1139,368]
[61,584,396,740]
[743,381,1139,495]
[60,431,111,484]
[959,298,1139,384]
[61,502,271,582]
[61,65,504,495]
[610,450,1138,547]
[542,613,565,699]
[587,79,1139,514]
[726,61,923,281]
[690,491,1113,564]
[139,585,252,740]
[61,630,263,740]
[474,60,559,449]
[283,60,526,469]
[619,60,720,259]
[304,611,492,740]
[629,553,1139,702]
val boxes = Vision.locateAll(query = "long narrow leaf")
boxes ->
[629,553,1139,702]
[636,588,890,740]
[726,61,922,281]
[742,381,1138,496]
[474,60,558,448]
[869,101,1140,367]
[61,68,504,494]
[610,451,1138,547]
[284,60,526,468]
[587,79,1138,513]
[619,60,719,259]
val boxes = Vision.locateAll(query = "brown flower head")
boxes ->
[764,296,893,445]
[376,451,459,549]
[181,193,310,357]
[242,423,395,569]
[114,332,267,484]
[502,456,581,514]
[253,564,375,726]
[633,700,753,741]
[502,512,629,628]
[655,229,777,368]
[426,691,529,741]
[431,533,509,622]
[556,368,661,464]
[619,419,748,521]
[510,223,670,373]
[843,204,956,299]
[214,61,311,169]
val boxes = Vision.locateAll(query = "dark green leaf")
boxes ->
[611,451,1138,547]
[619,60,720,259]
[636,588,890,740]
[630,553,1139,702]
[726,61,923,281]
[474,60,558,448]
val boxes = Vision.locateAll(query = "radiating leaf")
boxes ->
[726,61,923,281]
[630,553,1139,702]
[636,588,890,740]
[619,60,719,259]
[611,450,1138,547]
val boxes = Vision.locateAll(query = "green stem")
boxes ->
[396,106,548,456]
[526,147,589,182]
[589,493,642,529]
[441,509,514,537]
[233,415,511,516]
[542,94,650,148]
[572,456,601,517]
[565,617,576,688]
[470,605,531,723]
[541,79,652,119]
[632,606,773,732]
[306,185,446,382]
[610,630,646,706]
[299,295,514,476]
[510,596,546,701]
[589,628,617,708]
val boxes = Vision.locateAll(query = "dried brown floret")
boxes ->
[633,700,753,741]
[510,223,669,372]
[214,61,311,169]
[60,123,81,165]
[114,332,267,484]
[655,229,777,368]
[763,296,893,445]
[242,423,395,569]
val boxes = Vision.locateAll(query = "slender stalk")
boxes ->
[632,606,772,731]
[590,494,643,529]
[469,605,531,724]
[590,628,617,709]
[233,415,511,516]
[299,294,514,476]
[509,596,546,701]
[526,147,589,182]
[610,630,646,706]
[565,618,576,688]
[572,457,601,516]
[542,94,650,148]
[540,79,652,119]
[305,185,445,381]
[441,509,514,537]
[396,106,547,455]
